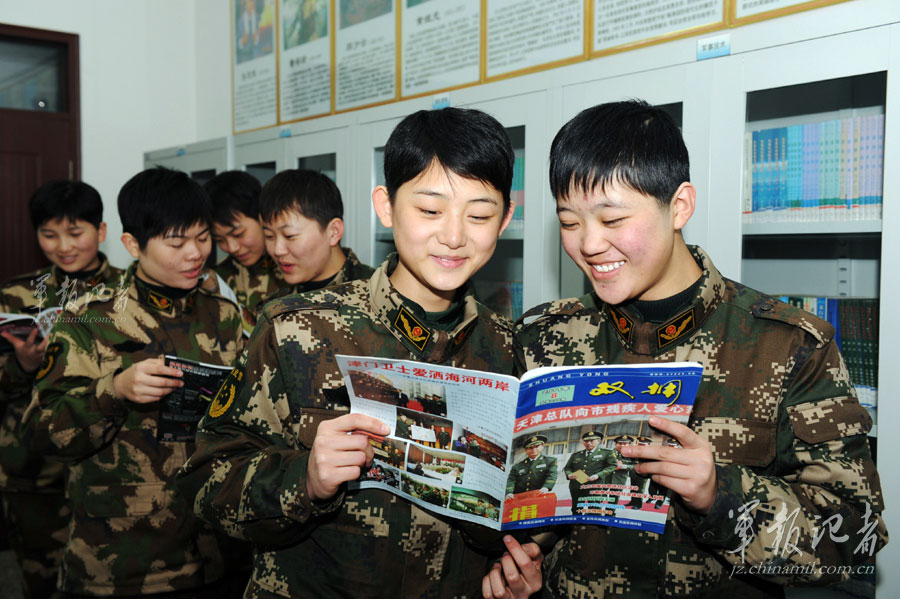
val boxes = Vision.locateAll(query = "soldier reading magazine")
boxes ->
[515,100,887,597]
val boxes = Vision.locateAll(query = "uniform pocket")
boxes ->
[691,417,776,468]
[787,396,871,443]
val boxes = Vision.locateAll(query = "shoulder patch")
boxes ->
[35,341,63,383]
[208,367,242,418]
[750,297,832,346]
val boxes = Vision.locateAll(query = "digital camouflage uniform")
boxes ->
[0,254,121,598]
[25,263,244,597]
[177,257,515,599]
[563,446,617,513]
[516,246,887,598]
[506,453,558,496]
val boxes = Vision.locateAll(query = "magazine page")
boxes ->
[0,313,37,354]
[159,356,233,443]
[338,354,519,531]
[501,362,703,534]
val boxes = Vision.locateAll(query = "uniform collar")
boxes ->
[331,248,363,287]
[602,246,725,356]
[369,254,480,361]
[248,253,277,276]
[48,252,114,290]
[128,262,220,317]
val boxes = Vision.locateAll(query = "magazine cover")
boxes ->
[338,354,702,534]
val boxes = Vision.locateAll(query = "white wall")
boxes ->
[194,0,231,140]
[3,0,200,268]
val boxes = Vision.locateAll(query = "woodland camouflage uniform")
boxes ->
[25,263,244,597]
[516,246,887,599]
[177,256,515,599]
[0,254,121,598]
[214,253,284,315]
[217,248,372,335]
[263,247,374,303]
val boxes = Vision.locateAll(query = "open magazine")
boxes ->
[340,355,702,534]
[159,355,232,442]
[0,307,63,354]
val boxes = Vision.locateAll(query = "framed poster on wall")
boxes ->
[279,0,332,121]
[233,0,278,132]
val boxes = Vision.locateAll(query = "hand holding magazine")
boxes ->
[0,307,63,354]
[339,355,702,534]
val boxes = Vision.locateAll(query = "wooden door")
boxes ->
[0,24,80,283]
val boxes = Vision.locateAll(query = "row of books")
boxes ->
[743,110,884,224]
[777,296,878,415]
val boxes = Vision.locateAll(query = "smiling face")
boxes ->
[124,222,212,289]
[557,180,700,305]
[37,217,106,273]
[212,213,266,267]
[373,161,514,312]
[262,210,344,285]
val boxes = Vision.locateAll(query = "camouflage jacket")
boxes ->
[264,247,375,304]
[177,258,515,599]
[0,254,121,493]
[214,253,285,315]
[516,246,887,598]
[25,263,244,596]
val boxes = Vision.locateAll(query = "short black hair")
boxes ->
[259,169,343,229]
[383,108,513,214]
[118,167,212,249]
[549,99,690,206]
[204,170,262,225]
[29,180,104,229]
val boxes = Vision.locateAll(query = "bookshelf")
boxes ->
[740,70,885,443]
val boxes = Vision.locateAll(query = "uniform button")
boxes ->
[759,304,772,312]
[702,531,715,540]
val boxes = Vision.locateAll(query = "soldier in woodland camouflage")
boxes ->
[0,180,121,598]
[208,170,286,318]
[516,100,887,598]
[24,168,244,597]
[178,108,543,599]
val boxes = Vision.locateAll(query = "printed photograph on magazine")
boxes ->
[338,354,702,534]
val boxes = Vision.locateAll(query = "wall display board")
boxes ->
[401,0,481,98]
[230,0,855,130]
[485,0,585,80]
[279,0,331,121]
[335,0,397,112]
[593,0,725,54]
[732,0,850,22]
[233,0,278,132]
